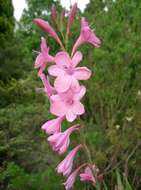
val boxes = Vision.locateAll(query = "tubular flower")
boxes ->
[80,166,96,184]
[48,51,91,93]
[63,167,80,190]
[39,73,55,97]
[34,18,64,48]
[50,86,86,122]
[48,125,79,154]
[41,116,64,135]
[72,17,101,56]
[57,144,82,176]
[35,37,54,75]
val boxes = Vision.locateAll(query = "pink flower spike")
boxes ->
[51,4,57,23]
[41,116,64,135]
[80,166,96,184]
[71,17,101,56]
[35,37,54,75]
[34,18,64,49]
[39,73,55,97]
[48,51,91,93]
[57,144,82,176]
[50,86,86,122]
[48,125,79,154]
[63,167,80,190]
[67,3,77,35]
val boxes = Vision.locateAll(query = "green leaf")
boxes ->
[116,170,124,190]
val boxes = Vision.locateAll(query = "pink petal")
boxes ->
[57,144,82,177]
[40,37,54,62]
[35,54,44,68]
[72,101,85,115]
[55,52,71,68]
[59,138,70,154]
[73,67,92,80]
[80,174,92,181]
[50,94,60,102]
[74,86,86,100]
[39,73,55,96]
[66,109,77,122]
[41,117,63,135]
[50,100,67,117]
[86,30,101,48]
[54,75,72,93]
[71,77,80,91]
[72,51,83,67]
[80,167,96,183]
[63,167,80,190]
[48,65,66,77]
[40,37,48,52]
[48,133,61,146]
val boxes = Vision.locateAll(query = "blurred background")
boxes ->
[0,0,141,189]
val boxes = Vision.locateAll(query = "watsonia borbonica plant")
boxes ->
[34,3,101,190]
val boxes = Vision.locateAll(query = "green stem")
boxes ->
[77,117,93,165]
[83,143,93,165]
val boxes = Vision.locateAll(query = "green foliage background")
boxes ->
[0,0,141,189]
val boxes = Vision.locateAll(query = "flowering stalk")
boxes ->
[34,3,101,190]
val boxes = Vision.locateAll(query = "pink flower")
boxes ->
[67,3,77,35]
[50,86,86,122]
[57,144,82,176]
[48,51,91,93]
[39,73,55,97]
[63,167,80,190]
[35,37,54,75]
[48,125,79,154]
[34,18,64,48]
[41,116,64,135]
[71,17,101,56]
[80,166,96,184]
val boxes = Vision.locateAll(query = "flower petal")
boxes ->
[54,75,72,93]
[59,138,70,154]
[41,37,48,53]
[71,77,80,91]
[72,51,83,67]
[66,109,77,122]
[41,117,63,135]
[55,52,71,68]
[74,86,86,100]
[50,100,67,116]
[72,101,85,115]
[50,94,60,101]
[35,54,44,68]
[73,67,92,80]
[48,65,66,77]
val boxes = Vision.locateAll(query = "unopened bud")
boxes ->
[51,4,57,23]
[67,3,77,35]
